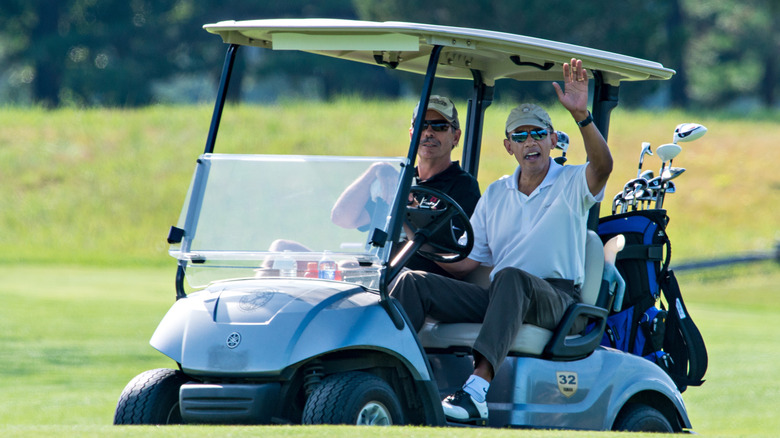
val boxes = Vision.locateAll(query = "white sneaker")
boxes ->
[442,389,488,425]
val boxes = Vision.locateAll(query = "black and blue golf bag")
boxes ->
[597,209,708,392]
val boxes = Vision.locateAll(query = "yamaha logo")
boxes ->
[226,332,241,349]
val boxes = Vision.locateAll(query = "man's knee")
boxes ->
[493,266,525,280]
[389,269,424,298]
[388,270,431,332]
[491,267,536,292]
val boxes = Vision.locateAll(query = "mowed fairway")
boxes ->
[1,263,778,438]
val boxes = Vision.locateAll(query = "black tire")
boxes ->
[613,403,674,433]
[114,368,191,425]
[302,371,404,425]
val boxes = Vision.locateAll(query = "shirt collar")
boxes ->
[415,161,460,184]
[505,158,563,192]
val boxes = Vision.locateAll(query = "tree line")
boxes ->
[0,0,776,109]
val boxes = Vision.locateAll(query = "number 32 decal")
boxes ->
[556,371,578,398]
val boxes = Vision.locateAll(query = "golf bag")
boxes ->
[597,210,707,392]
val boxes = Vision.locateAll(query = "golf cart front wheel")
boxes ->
[302,371,404,425]
[613,403,674,432]
[114,368,191,425]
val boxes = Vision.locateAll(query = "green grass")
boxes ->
[675,263,780,436]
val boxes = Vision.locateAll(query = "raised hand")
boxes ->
[552,58,589,116]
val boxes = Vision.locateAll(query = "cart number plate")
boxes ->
[556,372,578,398]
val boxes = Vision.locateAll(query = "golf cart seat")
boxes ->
[418,231,613,360]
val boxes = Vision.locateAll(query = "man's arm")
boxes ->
[553,58,613,196]
[436,256,481,279]
[331,162,398,229]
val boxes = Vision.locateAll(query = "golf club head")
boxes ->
[647,176,663,191]
[624,178,649,191]
[555,130,570,152]
[665,181,676,194]
[640,142,653,158]
[662,166,686,181]
[639,169,655,181]
[637,142,653,177]
[612,192,624,214]
[673,123,707,144]
[656,143,682,163]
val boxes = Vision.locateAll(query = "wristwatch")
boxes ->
[576,111,593,128]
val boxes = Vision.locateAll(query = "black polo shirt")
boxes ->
[408,161,481,277]
[361,162,480,277]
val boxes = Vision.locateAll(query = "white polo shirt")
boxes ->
[468,159,603,285]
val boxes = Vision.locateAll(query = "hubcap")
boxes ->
[356,401,392,425]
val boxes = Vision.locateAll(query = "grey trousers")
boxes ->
[390,267,578,373]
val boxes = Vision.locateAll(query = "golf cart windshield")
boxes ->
[170,154,406,289]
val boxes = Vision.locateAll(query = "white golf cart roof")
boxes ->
[204,18,674,86]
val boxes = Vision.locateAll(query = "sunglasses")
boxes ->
[509,129,549,143]
[420,119,451,132]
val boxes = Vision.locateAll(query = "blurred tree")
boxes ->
[0,0,217,106]
[198,0,363,102]
[684,0,778,108]
[0,1,69,107]
[0,0,775,108]
[0,0,368,105]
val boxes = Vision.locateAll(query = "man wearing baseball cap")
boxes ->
[390,59,613,424]
[331,95,480,277]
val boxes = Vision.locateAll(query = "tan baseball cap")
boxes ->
[505,103,552,133]
[412,95,460,129]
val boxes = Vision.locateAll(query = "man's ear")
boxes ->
[409,127,414,140]
[503,138,513,155]
[452,128,462,149]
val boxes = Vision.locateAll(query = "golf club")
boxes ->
[554,130,569,164]
[655,143,682,187]
[673,123,707,144]
[661,166,686,182]
[637,142,653,178]
[656,181,677,209]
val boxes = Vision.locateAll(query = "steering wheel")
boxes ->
[404,186,474,263]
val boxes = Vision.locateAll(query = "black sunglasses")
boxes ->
[420,119,451,132]
[509,129,548,143]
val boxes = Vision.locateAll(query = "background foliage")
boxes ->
[0,0,777,109]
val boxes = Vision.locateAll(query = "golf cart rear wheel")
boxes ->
[613,403,674,432]
[302,371,404,425]
[114,368,191,425]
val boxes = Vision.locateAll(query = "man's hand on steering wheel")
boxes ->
[404,186,473,263]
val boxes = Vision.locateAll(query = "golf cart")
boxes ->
[114,19,692,432]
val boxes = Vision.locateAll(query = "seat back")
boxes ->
[581,230,605,305]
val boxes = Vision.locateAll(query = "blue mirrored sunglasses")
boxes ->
[509,129,548,143]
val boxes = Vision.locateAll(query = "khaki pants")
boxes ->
[390,267,578,373]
